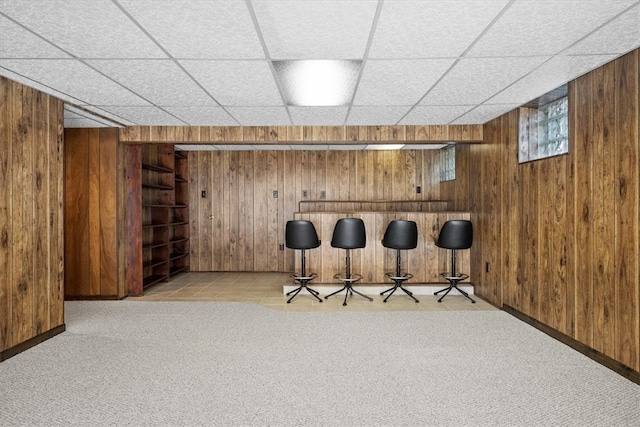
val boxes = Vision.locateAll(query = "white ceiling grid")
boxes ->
[0,0,639,131]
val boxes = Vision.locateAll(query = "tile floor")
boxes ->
[132,272,499,312]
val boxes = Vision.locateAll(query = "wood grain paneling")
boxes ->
[467,50,640,375]
[0,76,64,359]
[189,150,446,272]
[64,128,122,299]
[120,125,483,144]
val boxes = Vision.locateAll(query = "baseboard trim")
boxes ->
[503,304,640,386]
[1,324,66,362]
[64,295,120,301]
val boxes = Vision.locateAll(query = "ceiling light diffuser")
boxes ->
[273,60,361,106]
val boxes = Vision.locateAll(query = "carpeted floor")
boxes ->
[0,301,638,426]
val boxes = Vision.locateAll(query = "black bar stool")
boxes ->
[434,219,475,303]
[285,220,322,303]
[381,220,419,303]
[324,218,373,306]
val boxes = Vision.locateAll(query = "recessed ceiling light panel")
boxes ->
[273,60,361,106]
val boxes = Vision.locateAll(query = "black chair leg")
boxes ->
[325,283,373,306]
[381,280,419,303]
[434,280,475,303]
[287,279,322,303]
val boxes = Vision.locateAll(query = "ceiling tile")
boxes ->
[468,0,638,57]
[421,57,549,105]
[252,1,378,60]
[64,105,122,127]
[289,107,348,125]
[0,67,83,104]
[225,107,291,126]
[0,16,70,58]
[451,104,520,124]
[87,60,217,107]
[346,106,410,125]
[369,0,509,58]
[180,60,283,106]
[97,106,187,126]
[118,0,264,59]
[565,4,640,55]
[163,107,238,126]
[487,54,617,105]
[354,59,455,105]
[0,0,166,58]
[0,59,146,105]
[80,106,137,127]
[399,105,472,125]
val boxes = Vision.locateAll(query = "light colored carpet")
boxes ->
[0,301,638,426]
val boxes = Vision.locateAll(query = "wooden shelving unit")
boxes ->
[141,145,189,289]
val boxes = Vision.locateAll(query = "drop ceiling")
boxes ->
[1,0,639,130]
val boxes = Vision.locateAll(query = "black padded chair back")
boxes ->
[382,220,418,250]
[286,220,320,250]
[436,220,473,250]
[331,218,366,249]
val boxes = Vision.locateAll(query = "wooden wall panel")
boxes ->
[613,51,639,369]
[120,125,483,144]
[466,50,640,375]
[64,128,121,299]
[189,150,447,273]
[1,76,64,359]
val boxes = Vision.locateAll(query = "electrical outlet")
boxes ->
[201,190,206,198]
[320,191,326,199]
[302,190,308,198]
[416,186,421,194]
[273,190,278,198]
[279,243,284,251]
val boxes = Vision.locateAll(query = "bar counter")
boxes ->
[292,211,472,284]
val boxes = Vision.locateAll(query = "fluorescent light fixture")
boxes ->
[365,144,405,150]
[273,60,361,106]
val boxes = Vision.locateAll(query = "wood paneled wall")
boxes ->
[468,50,640,375]
[0,76,65,360]
[189,149,442,272]
[120,124,483,144]
[64,128,125,299]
